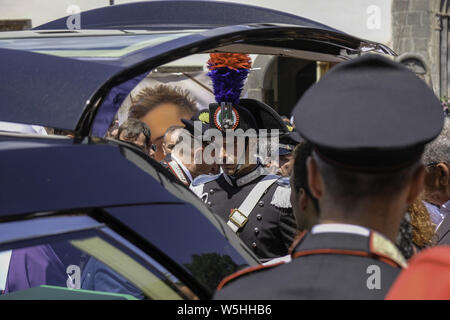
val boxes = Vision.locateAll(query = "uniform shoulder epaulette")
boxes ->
[191,173,221,187]
[270,177,292,209]
[276,176,291,187]
[370,231,408,268]
[216,260,286,291]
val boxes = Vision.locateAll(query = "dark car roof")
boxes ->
[0,48,121,131]
[34,0,339,32]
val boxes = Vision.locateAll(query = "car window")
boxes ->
[0,33,195,59]
[104,204,255,293]
[0,228,195,300]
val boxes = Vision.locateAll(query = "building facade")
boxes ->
[392,0,447,97]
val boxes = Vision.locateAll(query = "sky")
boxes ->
[0,0,392,44]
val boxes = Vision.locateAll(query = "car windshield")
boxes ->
[0,31,196,58]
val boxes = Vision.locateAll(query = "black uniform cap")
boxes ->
[181,109,209,139]
[293,54,445,171]
[209,102,258,134]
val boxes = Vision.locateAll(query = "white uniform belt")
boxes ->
[227,175,278,233]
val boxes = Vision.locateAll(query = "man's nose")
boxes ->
[220,147,233,164]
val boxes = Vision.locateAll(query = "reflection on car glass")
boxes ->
[184,253,244,291]
[71,236,181,300]
[0,33,194,58]
[0,234,185,300]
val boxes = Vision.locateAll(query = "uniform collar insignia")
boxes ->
[223,164,264,187]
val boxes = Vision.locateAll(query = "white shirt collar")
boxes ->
[223,165,265,187]
[311,223,371,237]
[171,154,193,183]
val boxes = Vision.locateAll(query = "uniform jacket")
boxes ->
[190,165,297,261]
[436,210,450,245]
[5,245,67,294]
[161,153,192,186]
[214,227,406,300]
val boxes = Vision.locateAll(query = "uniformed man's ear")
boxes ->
[406,165,426,205]
[307,157,323,200]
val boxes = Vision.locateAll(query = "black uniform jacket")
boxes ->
[214,230,406,300]
[190,165,297,261]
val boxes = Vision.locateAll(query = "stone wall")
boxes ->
[0,19,31,31]
[391,0,442,94]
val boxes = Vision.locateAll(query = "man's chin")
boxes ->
[221,165,238,175]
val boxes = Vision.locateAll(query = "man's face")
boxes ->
[184,143,220,178]
[219,136,247,176]
[140,103,192,161]
[162,130,180,158]
[278,153,294,177]
[289,169,319,231]
[119,131,150,155]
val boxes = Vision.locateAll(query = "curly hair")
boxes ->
[408,199,437,248]
[423,117,449,165]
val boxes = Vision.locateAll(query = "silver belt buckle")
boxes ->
[229,209,248,229]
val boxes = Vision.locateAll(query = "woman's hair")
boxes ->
[408,199,437,248]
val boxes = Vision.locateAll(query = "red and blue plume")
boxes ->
[207,53,252,106]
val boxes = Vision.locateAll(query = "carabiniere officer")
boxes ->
[213,54,445,300]
[189,99,297,261]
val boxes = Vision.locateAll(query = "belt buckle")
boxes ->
[229,209,248,229]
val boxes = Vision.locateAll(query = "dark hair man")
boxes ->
[214,55,445,300]
[277,131,302,177]
[162,127,219,186]
[422,117,450,244]
[162,125,184,159]
[128,85,197,161]
[117,118,154,158]
[191,99,297,261]
[290,141,320,231]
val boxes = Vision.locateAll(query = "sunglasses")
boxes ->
[426,162,439,167]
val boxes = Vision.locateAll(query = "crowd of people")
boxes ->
[105,53,449,299]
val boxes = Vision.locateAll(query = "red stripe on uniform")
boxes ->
[216,261,286,291]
